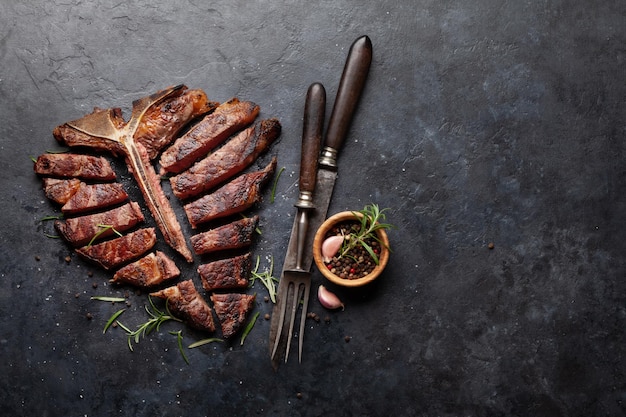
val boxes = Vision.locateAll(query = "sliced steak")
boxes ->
[76,227,157,270]
[184,157,276,228]
[159,98,259,174]
[170,118,281,200]
[210,293,256,339]
[134,88,218,160]
[190,215,259,255]
[150,280,216,333]
[198,252,252,292]
[111,251,180,288]
[34,153,116,181]
[55,201,144,247]
[61,182,129,215]
[42,178,82,205]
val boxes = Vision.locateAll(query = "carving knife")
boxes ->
[270,82,325,365]
[305,35,373,272]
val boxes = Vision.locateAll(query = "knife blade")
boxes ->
[269,82,325,365]
[306,35,373,263]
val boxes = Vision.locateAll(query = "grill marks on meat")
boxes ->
[61,182,129,215]
[76,227,157,270]
[211,293,256,339]
[170,118,281,200]
[112,251,180,287]
[35,153,116,181]
[42,178,82,205]
[134,88,218,160]
[198,253,252,292]
[184,157,276,228]
[190,216,259,255]
[151,280,216,332]
[159,98,260,175]
[55,201,144,247]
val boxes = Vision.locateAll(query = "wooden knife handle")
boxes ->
[324,35,372,154]
[299,82,325,197]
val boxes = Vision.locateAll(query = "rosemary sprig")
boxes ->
[40,214,63,222]
[87,224,123,247]
[270,166,285,203]
[248,255,278,303]
[339,204,394,265]
[115,296,182,352]
[240,311,260,346]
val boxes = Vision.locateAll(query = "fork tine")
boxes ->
[298,281,311,363]
[270,280,291,360]
[284,281,304,362]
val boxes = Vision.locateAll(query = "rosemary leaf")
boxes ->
[240,311,260,346]
[188,338,224,349]
[169,330,189,365]
[91,296,126,303]
[103,309,126,333]
[270,166,285,203]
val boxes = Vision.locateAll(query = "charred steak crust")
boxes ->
[112,251,180,288]
[190,215,259,255]
[150,280,216,333]
[34,153,117,181]
[198,252,252,292]
[184,157,277,228]
[159,98,260,175]
[170,118,281,200]
[76,227,157,270]
[210,293,256,339]
[55,201,145,247]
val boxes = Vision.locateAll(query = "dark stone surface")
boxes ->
[1,1,625,416]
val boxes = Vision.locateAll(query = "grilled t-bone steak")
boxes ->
[76,227,157,270]
[190,215,259,255]
[55,201,144,247]
[169,118,281,200]
[134,88,217,160]
[35,153,116,181]
[151,280,216,332]
[111,251,180,288]
[61,182,129,215]
[159,98,260,175]
[42,178,82,205]
[198,252,252,292]
[52,85,197,262]
[210,293,256,338]
[184,157,277,228]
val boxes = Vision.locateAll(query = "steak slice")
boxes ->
[190,215,259,255]
[55,201,144,247]
[76,227,157,270]
[159,98,260,174]
[150,280,216,332]
[210,293,256,339]
[170,118,281,200]
[61,182,129,215]
[34,153,116,181]
[198,253,252,292]
[111,251,180,288]
[184,157,276,228]
[134,88,218,160]
[42,178,82,205]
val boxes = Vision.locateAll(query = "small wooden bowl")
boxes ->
[313,211,390,287]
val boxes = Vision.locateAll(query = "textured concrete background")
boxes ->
[1,1,625,416]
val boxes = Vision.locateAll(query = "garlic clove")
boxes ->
[318,285,344,310]
[321,235,345,263]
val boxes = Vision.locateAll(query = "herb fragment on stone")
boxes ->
[188,338,224,349]
[240,311,260,346]
[249,255,278,303]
